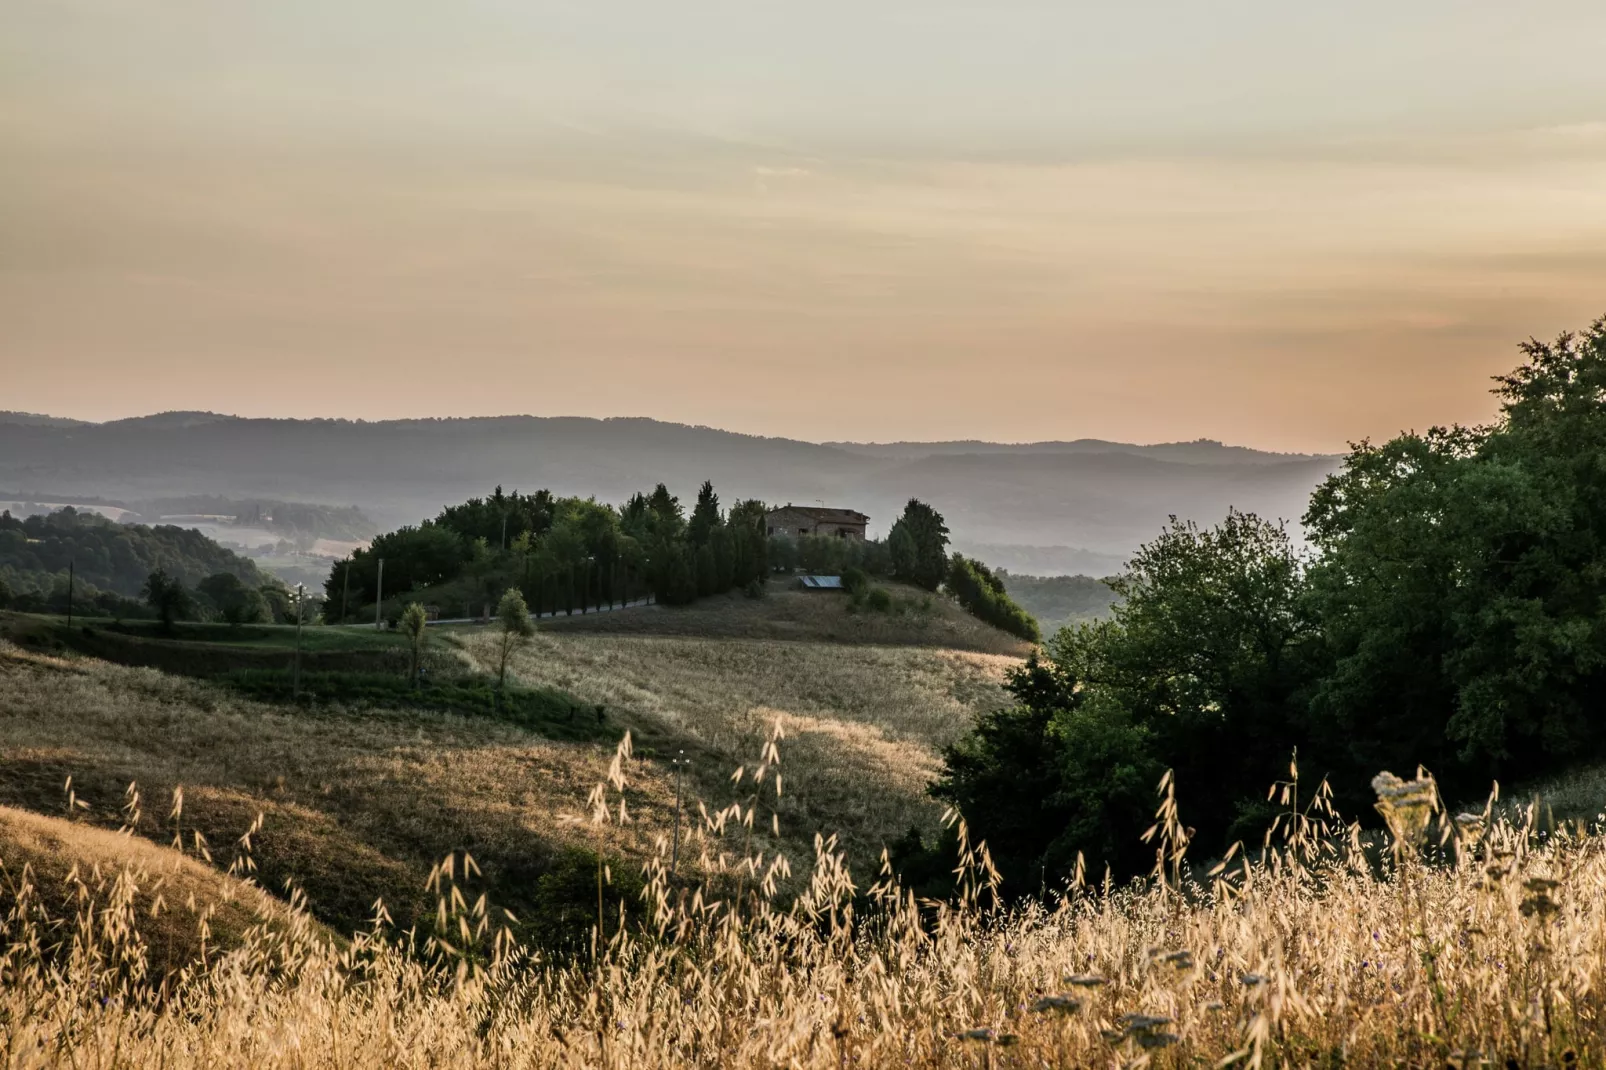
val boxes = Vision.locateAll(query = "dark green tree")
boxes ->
[727,500,770,586]
[946,554,1041,642]
[141,568,193,631]
[494,587,534,690]
[888,499,950,591]
[1094,511,1322,846]
[198,572,270,625]
[400,602,429,686]
[930,650,1161,893]
[645,484,684,541]
[687,481,721,547]
[1304,317,1606,804]
[932,509,1321,885]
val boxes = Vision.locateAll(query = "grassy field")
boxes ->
[0,642,659,937]
[460,605,1017,864]
[0,583,1018,945]
[0,804,316,975]
[5,749,1606,1067]
[8,585,1606,1064]
[0,610,430,676]
[538,580,1032,656]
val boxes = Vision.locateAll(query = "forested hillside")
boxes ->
[0,508,272,613]
[995,571,1117,634]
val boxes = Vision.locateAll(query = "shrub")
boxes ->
[527,846,646,951]
[945,554,1040,642]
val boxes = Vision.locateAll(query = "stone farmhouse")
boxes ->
[765,505,870,540]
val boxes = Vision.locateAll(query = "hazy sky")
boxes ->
[5,1,1606,451]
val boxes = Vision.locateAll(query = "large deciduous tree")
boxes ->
[142,568,193,631]
[1305,317,1606,803]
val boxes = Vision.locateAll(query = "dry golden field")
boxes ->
[538,581,1031,657]
[0,586,1015,935]
[8,591,1606,1067]
[0,802,312,976]
[460,631,1016,862]
[4,737,1606,1068]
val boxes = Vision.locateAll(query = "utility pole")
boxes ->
[292,584,304,701]
[670,750,688,882]
[374,558,385,630]
[66,558,74,627]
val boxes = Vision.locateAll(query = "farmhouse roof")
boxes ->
[770,505,870,524]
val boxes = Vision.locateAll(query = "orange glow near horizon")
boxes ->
[4,3,1606,453]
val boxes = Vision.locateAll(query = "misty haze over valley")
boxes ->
[0,410,1336,574]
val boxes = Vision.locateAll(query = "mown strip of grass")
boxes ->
[2,611,613,743]
[221,669,615,742]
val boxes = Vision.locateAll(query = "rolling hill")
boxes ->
[0,803,316,975]
[0,412,1339,567]
[0,578,1021,939]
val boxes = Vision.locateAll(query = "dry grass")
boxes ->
[0,642,674,934]
[0,804,307,976]
[6,738,1606,1068]
[539,580,1033,657]
[456,628,1014,864]
[0,609,1014,932]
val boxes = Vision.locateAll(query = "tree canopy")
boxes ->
[0,508,270,604]
[326,482,770,620]
[888,499,951,591]
[932,316,1606,893]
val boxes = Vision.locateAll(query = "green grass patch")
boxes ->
[220,669,615,741]
[2,611,611,742]
[0,615,412,677]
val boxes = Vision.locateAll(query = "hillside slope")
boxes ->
[0,803,312,974]
[0,587,1018,937]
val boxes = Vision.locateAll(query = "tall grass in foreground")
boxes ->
[3,737,1603,1069]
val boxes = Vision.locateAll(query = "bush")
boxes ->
[865,586,894,613]
[527,846,646,952]
[945,554,1040,642]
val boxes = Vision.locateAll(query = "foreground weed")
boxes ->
[4,736,1606,1068]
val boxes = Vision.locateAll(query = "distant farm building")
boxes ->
[765,505,869,540]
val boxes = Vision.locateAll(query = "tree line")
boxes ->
[925,317,1606,894]
[327,483,1044,642]
[324,482,772,621]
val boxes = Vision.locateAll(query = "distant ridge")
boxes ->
[0,411,91,428]
[826,438,1332,466]
[98,411,241,430]
[0,413,1340,565]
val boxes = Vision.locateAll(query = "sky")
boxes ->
[4,1,1606,452]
